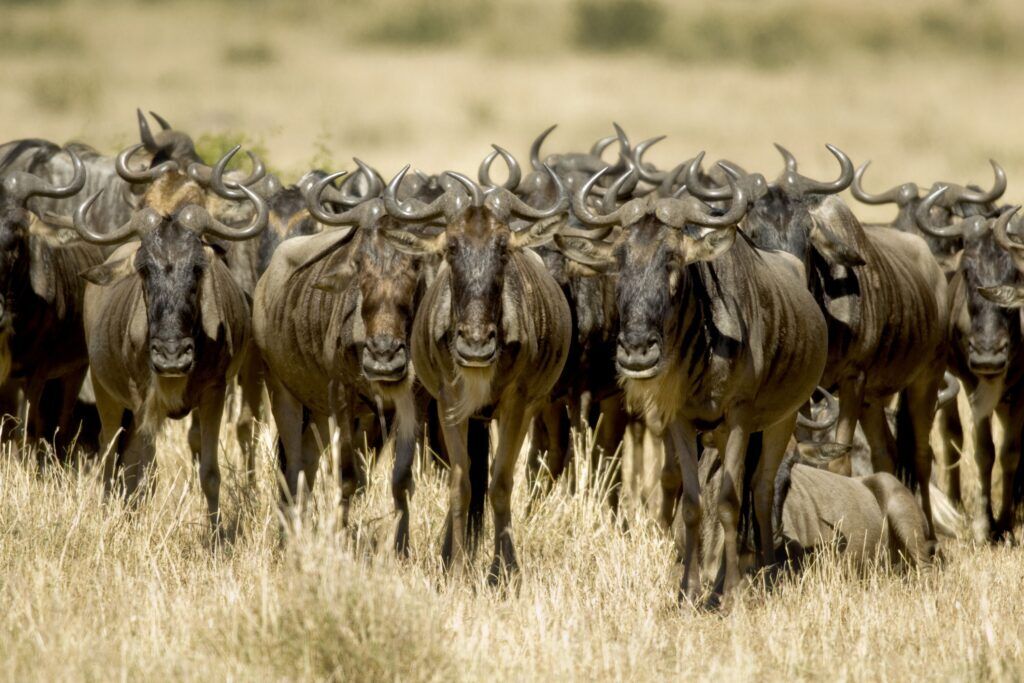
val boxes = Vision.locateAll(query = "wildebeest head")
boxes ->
[134,109,201,167]
[305,161,427,383]
[76,148,268,377]
[554,165,749,379]
[382,148,569,369]
[0,147,85,326]
[927,195,1024,377]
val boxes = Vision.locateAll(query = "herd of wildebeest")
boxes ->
[3,110,1024,606]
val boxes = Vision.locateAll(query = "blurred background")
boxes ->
[2,0,1023,221]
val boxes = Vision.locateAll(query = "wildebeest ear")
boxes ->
[979,285,1024,309]
[509,216,563,250]
[28,237,55,305]
[681,226,737,265]
[285,227,357,271]
[199,258,233,354]
[808,215,866,267]
[313,259,357,292]
[381,228,445,257]
[80,258,134,287]
[552,235,615,272]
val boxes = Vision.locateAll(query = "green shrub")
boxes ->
[572,0,665,51]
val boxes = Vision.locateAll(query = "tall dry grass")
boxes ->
[1,413,1022,681]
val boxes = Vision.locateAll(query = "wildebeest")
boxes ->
[687,146,948,538]
[254,160,438,551]
[773,449,935,568]
[917,195,1024,541]
[74,148,266,532]
[379,161,571,582]
[480,131,634,507]
[851,158,1006,272]
[555,166,828,605]
[0,147,107,450]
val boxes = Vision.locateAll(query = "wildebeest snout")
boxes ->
[362,334,408,381]
[968,338,1009,376]
[616,329,662,378]
[454,324,498,367]
[150,337,195,376]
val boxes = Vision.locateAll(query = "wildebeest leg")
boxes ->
[236,353,264,488]
[333,393,362,527]
[752,414,796,570]
[667,418,701,603]
[120,425,156,504]
[526,405,554,502]
[487,399,531,585]
[937,400,964,504]
[972,413,996,542]
[186,411,201,462]
[301,412,331,497]
[93,380,125,494]
[267,376,305,505]
[659,429,682,532]
[828,376,865,476]
[993,402,1023,541]
[716,418,751,606]
[861,401,897,475]
[198,384,226,536]
[438,409,470,570]
[595,395,628,513]
[391,391,418,556]
[905,376,939,540]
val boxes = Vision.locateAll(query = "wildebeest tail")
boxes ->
[772,449,800,545]
[467,417,489,552]
[740,431,762,554]
[894,392,918,490]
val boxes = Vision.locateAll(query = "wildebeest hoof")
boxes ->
[487,557,520,589]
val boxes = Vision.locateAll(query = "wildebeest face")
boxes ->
[445,209,508,368]
[135,220,206,377]
[961,230,1021,376]
[0,205,31,328]
[357,232,421,382]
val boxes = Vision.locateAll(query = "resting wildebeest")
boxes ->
[773,449,935,568]
[0,147,106,450]
[74,148,266,532]
[687,146,948,538]
[917,196,1024,541]
[379,161,571,582]
[254,160,437,551]
[555,166,827,605]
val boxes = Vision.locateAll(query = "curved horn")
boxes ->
[148,111,172,131]
[306,170,353,224]
[992,204,1024,253]
[774,143,798,172]
[796,386,839,431]
[189,145,265,199]
[478,145,522,191]
[529,124,557,171]
[384,165,447,221]
[784,144,854,196]
[601,167,639,214]
[656,178,748,229]
[73,190,160,245]
[685,152,733,200]
[590,134,616,158]
[444,171,485,208]
[937,371,960,411]
[572,168,629,227]
[955,159,1007,205]
[4,147,85,205]
[607,122,632,174]
[914,186,965,239]
[851,161,902,205]
[633,135,668,183]
[180,184,269,241]
[317,158,382,207]
[136,108,160,152]
[507,164,568,220]
[116,143,179,184]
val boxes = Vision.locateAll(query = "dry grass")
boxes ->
[5,1,1024,680]
[1,415,1023,682]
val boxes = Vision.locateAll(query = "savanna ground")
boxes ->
[3,0,1024,680]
